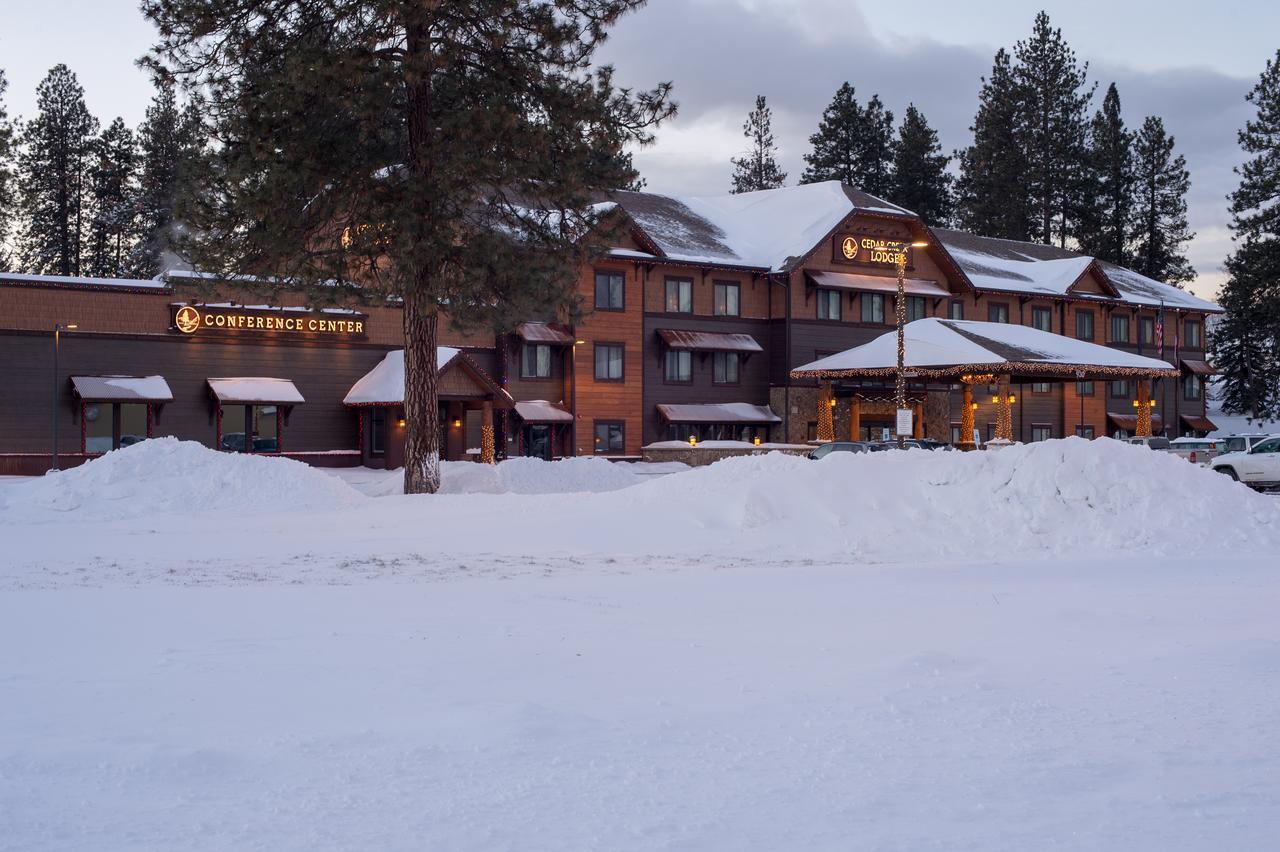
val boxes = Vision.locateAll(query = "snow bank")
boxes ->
[354,456,643,496]
[0,438,364,521]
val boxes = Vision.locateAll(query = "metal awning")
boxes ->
[657,403,781,424]
[807,270,950,298]
[208,377,305,405]
[1107,412,1165,431]
[71,375,173,402]
[1180,414,1218,432]
[514,400,574,423]
[656,329,763,353]
[1181,359,1215,376]
[516,322,575,345]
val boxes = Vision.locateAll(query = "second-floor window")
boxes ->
[988,303,1009,323]
[594,343,623,381]
[906,296,927,322]
[1139,316,1155,346]
[713,281,740,316]
[713,352,740,384]
[664,349,692,382]
[1075,310,1094,341]
[1077,381,1094,396]
[817,288,842,320]
[1184,374,1203,400]
[1185,319,1203,349]
[1110,379,1130,398]
[949,300,964,320]
[1031,307,1053,332]
[861,293,884,323]
[594,270,624,310]
[665,278,693,313]
[1111,314,1130,343]
[521,343,552,378]
[1031,382,1051,393]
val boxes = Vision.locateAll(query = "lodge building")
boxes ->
[0,181,1220,474]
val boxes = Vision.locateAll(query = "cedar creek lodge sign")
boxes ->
[172,304,367,337]
[836,235,912,267]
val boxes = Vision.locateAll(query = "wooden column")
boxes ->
[1136,378,1152,437]
[817,381,834,442]
[996,376,1013,441]
[849,396,861,441]
[960,382,976,448]
[912,400,924,439]
[480,400,495,464]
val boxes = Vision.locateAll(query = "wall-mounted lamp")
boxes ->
[396,418,406,428]
[452,418,462,428]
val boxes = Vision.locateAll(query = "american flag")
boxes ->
[1156,301,1165,359]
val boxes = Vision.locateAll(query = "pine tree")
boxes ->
[1012,12,1094,247]
[800,83,894,195]
[1075,83,1133,265]
[955,49,1032,240]
[86,118,138,277]
[1213,50,1280,421]
[0,69,17,270]
[131,78,198,277]
[855,95,895,198]
[16,64,99,276]
[889,104,952,224]
[1129,116,1194,285]
[143,0,674,493]
[730,95,786,193]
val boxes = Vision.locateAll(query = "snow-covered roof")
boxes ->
[343,348,460,406]
[807,270,950,298]
[0,271,168,290]
[208,377,306,404]
[514,400,575,423]
[71,375,174,402]
[656,403,782,424]
[611,181,911,272]
[656,329,763,353]
[516,322,575,345]
[792,318,1180,378]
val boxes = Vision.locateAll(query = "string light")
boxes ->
[480,424,495,465]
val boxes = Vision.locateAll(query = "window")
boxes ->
[664,349,692,382]
[594,270,624,310]
[219,404,278,453]
[906,296,927,322]
[521,343,552,378]
[370,408,386,455]
[1183,374,1203,400]
[949,300,964,320]
[712,351,740,384]
[1111,314,1130,343]
[84,402,149,453]
[988,303,1009,323]
[1075,425,1095,439]
[950,423,963,444]
[1075,310,1094,341]
[817,288,842,320]
[1031,382,1051,393]
[1185,320,1203,349]
[1076,381,1094,396]
[1031,307,1053,332]
[713,281,740,316]
[1110,379,1130,398]
[594,343,623,381]
[1139,316,1155,346]
[665,278,693,313]
[860,293,884,323]
[594,421,624,454]
[1031,424,1052,442]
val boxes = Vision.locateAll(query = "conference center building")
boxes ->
[0,180,1221,473]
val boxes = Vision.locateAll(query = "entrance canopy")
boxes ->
[791,318,1179,382]
[806,270,949,298]
[343,348,513,408]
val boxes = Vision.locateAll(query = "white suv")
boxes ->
[1211,435,1280,490]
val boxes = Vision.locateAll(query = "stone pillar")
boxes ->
[817,381,834,442]
[960,382,976,448]
[480,400,495,464]
[912,400,923,438]
[996,376,1014,441]
[1136,378,1152,437]
[849,396,861,441]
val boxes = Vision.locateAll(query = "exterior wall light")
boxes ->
[452,418,462,428]
[396,418,406,428]
[753,436,762,446]
[688,435,697,446]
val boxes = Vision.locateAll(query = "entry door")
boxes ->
[524,425,553,460]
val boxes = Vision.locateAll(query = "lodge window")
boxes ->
[860,293,884,323]
[950,423,962,444]
[219,404,279,453]
[988,303,1009,323]
[1110,379,1130,398]
[521,343,553,378]
[1185,319,1203,349]
[948,300,964,320]
[817,288,842,320]
[1076,425,1096,439]
[1076,381,1094,396]
[1031,307,1053,332]
[1184,374,1203,400]
[1031,424,1052,443]
[1139,316,1155,346]
[712,352,740,384]
[713,281,740,316]
[594,343,624,381]
[83,402,149,453]
[594,270,625,311]
[905,295,927,323]
[1111,314,1130,343]
[1075,310,1094,341]
[594,421,624,454]
[370,408,386,455]
[664,349,692,382]
[665,277,693,313]
[1031,382,1051,394]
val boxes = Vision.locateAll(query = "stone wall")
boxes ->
[642,445,810,467]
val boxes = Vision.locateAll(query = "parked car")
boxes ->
[219,433,279,453]
[876,439,954,451]
[808,441,884,460]
[1219,434,1277,456]
[1124,435,1171,450]
[1168,437,1219,466]
[1211,435,1280,490]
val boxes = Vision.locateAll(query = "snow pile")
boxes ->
[348,456,643,497]
[0,438,364,522]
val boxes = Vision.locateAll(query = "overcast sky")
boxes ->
[3,0,1276,300]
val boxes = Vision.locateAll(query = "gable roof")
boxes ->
[343,348,513,407]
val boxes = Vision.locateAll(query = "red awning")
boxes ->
[1181,359,1215,376]
[1107,412,1164,431]
[657,403,781,424]
[656,329,763,353]
[516,322,575,345]
[514,400,574,423]
[806,270,950,298]
[1180,414,1218,432]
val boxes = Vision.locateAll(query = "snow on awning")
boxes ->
[1180,414,1218,432]
[516,322,575,345]
[1181,359,1215,376]
[1107,412,1165,431]
[791,318,1179,380]
[71,375,173,402]
[343,348,459,406]
[656,329,763,353]
[657,402,781,424]
[514,400,574,423]
[806,270,950,298]
[208,377,305,405]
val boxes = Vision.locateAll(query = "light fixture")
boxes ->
[970,402,978,411]
[452,418,462,428]
[66,323,78,330]
[574,339,585,345]
[688,435,697,446]
[1007,394,1016,404]
[1149,399,1157,408]
[828,398,836,408]
[396,418,406,428]
[1132,399,1139,408]
[991,394,999,404]
[753,436,762,446]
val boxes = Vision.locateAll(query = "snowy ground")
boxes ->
[2,439,1279,851]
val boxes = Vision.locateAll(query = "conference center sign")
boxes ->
[171,304,368,338]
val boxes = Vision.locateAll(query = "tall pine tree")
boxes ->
[955,49,1032,240]
[1212,50,1280,422]
[889,104,952,225]
[1012,12,1094,247]
[144,0,673,493]
[131,79,201,276]
[1075,83,1133,265]
[86,117,139,277]
[800,84,895,196]
[0,69,16,270]
[17,64,99,276]
[730,95,786,193]
[1129,116,1194,285]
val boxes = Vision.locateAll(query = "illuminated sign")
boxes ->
[171,304,367,337]
[836,235,913,267]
